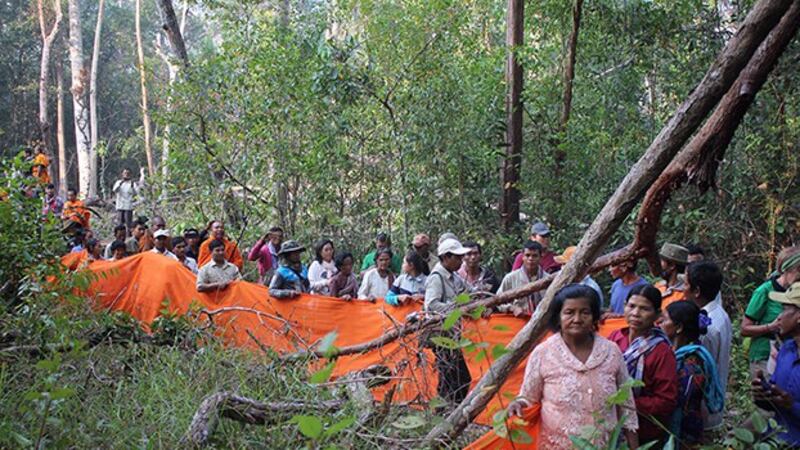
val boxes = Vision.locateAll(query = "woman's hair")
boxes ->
[313,238,334,262]
[334,252,353,269]
[626,284,663,311]
[666,301,708,342]
[404,250,427,276]
[375,248,393,261]
[548,284,601,331]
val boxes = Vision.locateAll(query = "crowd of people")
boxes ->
[33,166,800,448]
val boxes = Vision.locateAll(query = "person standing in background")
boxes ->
[112,168,145,232]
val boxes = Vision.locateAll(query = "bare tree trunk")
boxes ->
[156,0,189,68]
[89,0,104,194]
[499,0,523,230]
[560,0,583,129]
[155,0,190,188]
[554,0,584,173]
[155,36,178,184]
[56,49,67,196]
[136,0,155,176]
[423,0,794,444]
[37,0,62,179]
[635,0,800,275]
[67,0,93,198]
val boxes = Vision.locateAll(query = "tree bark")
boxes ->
[184,365,390,447]
[89,0,104,192]
[424,0,794,444]
[154,0,189,188]
[155,35,178,185]
[554,0,584,173]
[37,0,63,173]
[136,0,155,176]
[56,49,67,196]
[635,0,800,276]
[499,0,524,230]
[67,0,94,198]
[156,0,189,68]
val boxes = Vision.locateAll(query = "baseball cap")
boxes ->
[769,282,800,307]
[530,222,550,236]
[437,238,470,257]
[154,229,170,239]
[659,243,689,265]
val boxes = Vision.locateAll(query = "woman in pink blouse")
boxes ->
[508,284,639,449]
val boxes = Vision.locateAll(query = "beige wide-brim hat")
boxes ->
[769,282,800,307]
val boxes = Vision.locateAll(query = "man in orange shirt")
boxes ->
[655,242,688,308]
[197,220,243,270]
[62,188,90,229]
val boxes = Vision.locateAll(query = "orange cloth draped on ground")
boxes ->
[32,153,50,184]
[197,237,243,270]
[62,199,90,229]
[59,251,629,446]
[61,252,436,404]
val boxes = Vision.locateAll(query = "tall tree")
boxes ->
[136,0,155,176]
[67,0,93,197]
[155,0,190,182]
[89,0,105,187]
[499,0,523,230]
[56,45,67,196]
[554,0,583,176]
[37,0,62,175]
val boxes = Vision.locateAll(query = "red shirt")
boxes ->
[511,249,561,273]
[609,328,679,444]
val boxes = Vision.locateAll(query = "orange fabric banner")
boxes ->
[61,252,628,447]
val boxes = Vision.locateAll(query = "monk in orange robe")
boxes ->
[32,148,51,184]
[62,188,91,229]
[197,220,243,270]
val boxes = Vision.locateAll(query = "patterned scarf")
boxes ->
[675,344,725,414]
[623,327,670,392]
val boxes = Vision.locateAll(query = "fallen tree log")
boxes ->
[423,0,795,445]
[635,0,800,275]
[184,393,345,447]
[184,364,392,447]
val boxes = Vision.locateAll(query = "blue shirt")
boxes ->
[609,276,650,313]
[770,339,800,446]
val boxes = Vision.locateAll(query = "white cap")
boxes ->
[153,229,170,239]
[437,238,470,257]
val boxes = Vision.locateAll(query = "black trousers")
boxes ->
[118,209,133,232]
[434,347,472,404]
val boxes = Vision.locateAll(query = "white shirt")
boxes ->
[308,259,338,295]
[358,267,392,299]
[150,248,178,261]
[181,256,198,274]
[700,297,732,429]
[112,175,144,210]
